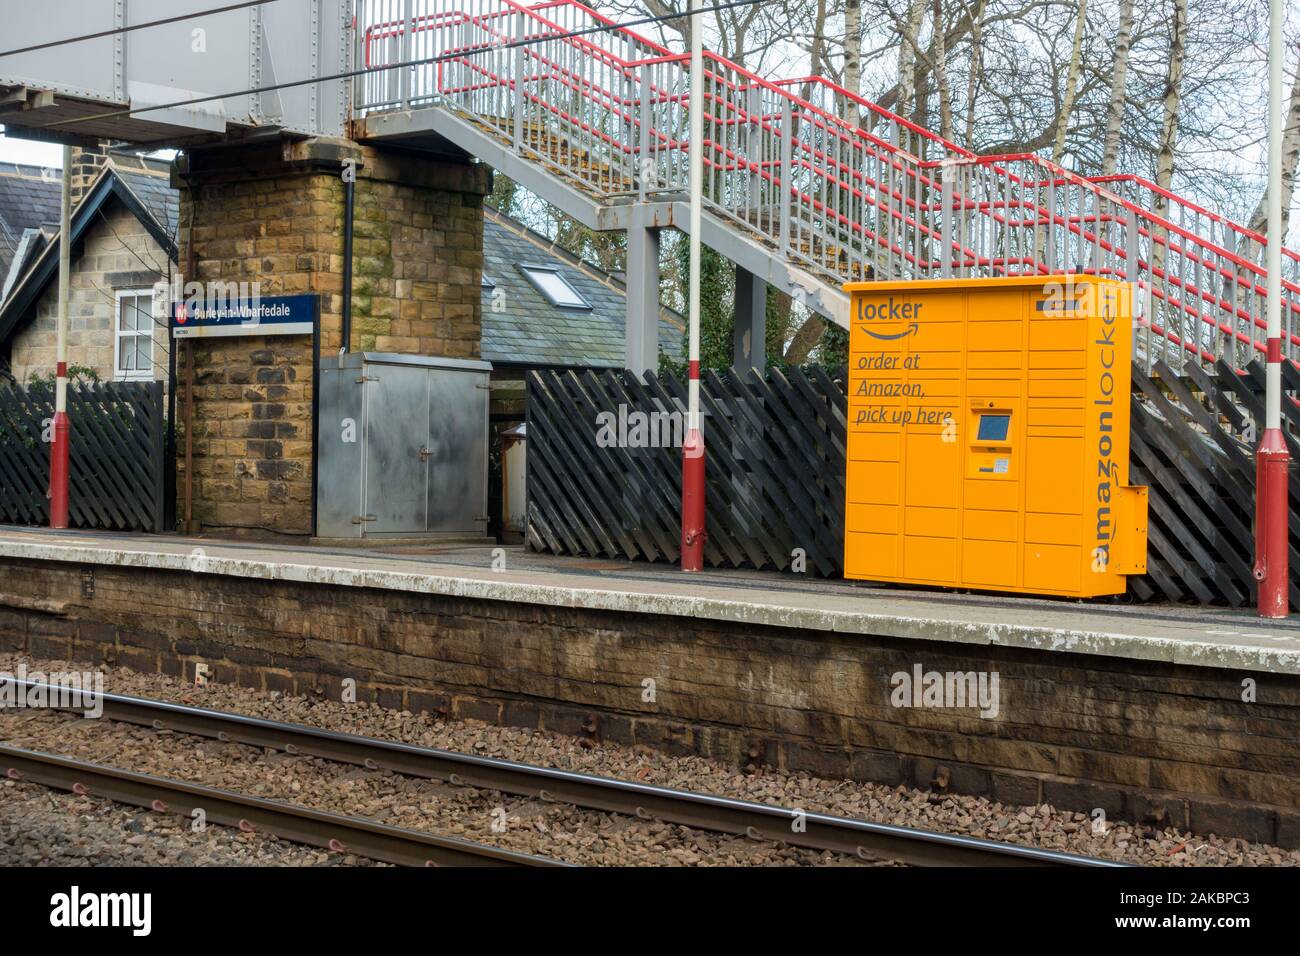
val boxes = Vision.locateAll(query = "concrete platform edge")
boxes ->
[4,538,1298,675]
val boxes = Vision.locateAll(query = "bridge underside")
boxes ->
[0,87,234,146]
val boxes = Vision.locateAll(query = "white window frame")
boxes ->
[113,289,156,382]
[518,263,592,310]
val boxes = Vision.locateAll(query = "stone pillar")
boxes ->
[733,264,766,371]
[624,225,660,374]
[68,143,109,207]
[173,138,491,537]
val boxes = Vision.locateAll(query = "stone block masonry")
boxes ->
[173,139,491,536]
[2,555,1298,848]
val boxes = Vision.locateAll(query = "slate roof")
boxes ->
[481,208,684,367]
[0,165,62,282]
[116,165,179,239]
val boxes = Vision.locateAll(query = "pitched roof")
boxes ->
[481,207,683,367]
[0,158,178,350]
[111,155,178,237]
[0,165,62,282]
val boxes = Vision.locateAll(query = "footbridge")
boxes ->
[1,0,1298,371]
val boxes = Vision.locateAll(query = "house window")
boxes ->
[114,290,155,381]
[518,265,590,309]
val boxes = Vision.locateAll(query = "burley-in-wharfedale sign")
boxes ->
[171,293,318,339]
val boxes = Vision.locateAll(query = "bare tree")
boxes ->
[1248,58,1300,239]
[1153,0,1188,219]
[844,0,864,122]
[1100,0,1135,175]
[1051,0,1088,166]
[783,311,829,363]
[897,0,927,125]
[959,0,984,147]
[932,0,955,143]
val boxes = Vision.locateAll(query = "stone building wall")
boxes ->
[173,140,490,536]
[8,203,171,388]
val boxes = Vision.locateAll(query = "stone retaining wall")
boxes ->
[2,556,1296,846]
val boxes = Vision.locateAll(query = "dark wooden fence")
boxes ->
[0,381,167,533]
[527,366,845,575]
[1130,359,1300,611]
[526,363,1299,609]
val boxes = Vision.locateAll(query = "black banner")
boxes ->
[0,865,1286,943]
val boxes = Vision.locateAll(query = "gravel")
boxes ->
[2,652,1296,867]
[0,779,382,867]
[0,662,864,867]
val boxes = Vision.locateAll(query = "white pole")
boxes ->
[1266,0,1283,433]
[1256,0,1290,617]
[56,144,71,414]
[680,0,707,570]
[688,0,703,433]
[49,144,73,528]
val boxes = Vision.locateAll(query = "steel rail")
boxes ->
[10,680,1119,867]
[0,743,564,867]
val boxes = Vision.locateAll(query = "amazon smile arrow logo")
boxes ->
[865,322,919,341]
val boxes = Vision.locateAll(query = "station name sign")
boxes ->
[171,293,318,339]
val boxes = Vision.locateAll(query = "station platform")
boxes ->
[1,526,1296,675]
[5,524,1300,845]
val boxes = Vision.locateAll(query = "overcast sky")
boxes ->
[0,131,64,168]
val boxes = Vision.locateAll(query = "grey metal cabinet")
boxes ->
[316,353,491,540]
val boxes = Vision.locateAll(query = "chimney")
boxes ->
[68,142,109,209]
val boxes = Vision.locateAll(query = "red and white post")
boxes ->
[49,144,73,529]
[681,0,706,570]
[1256,0,1290,618]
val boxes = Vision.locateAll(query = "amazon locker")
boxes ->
[843,276,1148,598]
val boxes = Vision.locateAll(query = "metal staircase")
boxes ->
[353,0,1300,371]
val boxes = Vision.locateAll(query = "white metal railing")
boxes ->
[354,0,1300,371]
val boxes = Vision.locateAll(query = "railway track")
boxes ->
[0,743,563,867]
[2,680,1120,867]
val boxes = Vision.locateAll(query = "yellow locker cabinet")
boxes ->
[843,276,1148,598]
